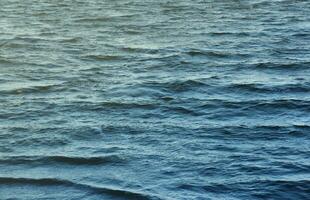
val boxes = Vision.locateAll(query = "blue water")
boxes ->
[0,0,310,199]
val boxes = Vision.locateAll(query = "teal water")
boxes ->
[0,0,310,199]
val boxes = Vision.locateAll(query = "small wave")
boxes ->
[270,161,310,173]
[74,14,138,23]
[199,124,310,141]
[242,99,310,111]
[60,37,82,43]
[0,40,11,47]
[145,79,207,92]
[100,124,150,135]
[252,61,310,70]
[162,106,202,116]
[208,32,251,37]
[199,99,310,113]
[177,179,310,199]
[74,16,111,23]
[227,82,310,93]
[13,36,51,43]
[0,155,125,166]
[0,177,72,186]
[0,56,15,65]
[167,79,207,91]
[120,46,160,54]
[123,29,144,35]
[185,49,250,59]
[177,182,230,193]
[160,96,175,101]
[100,101,157,110]
[291,32,310,38]
[71,101,158,112]
[0,177,154,200]
[1,84,65,95]
[239,179,310,199]
[186,50,229,58]
[81,54,123,61]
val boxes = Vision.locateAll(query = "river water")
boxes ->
[0,0,310,199]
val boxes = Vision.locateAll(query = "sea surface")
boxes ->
[0,0,310,199]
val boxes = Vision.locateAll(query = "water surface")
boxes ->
[0,0,310,199]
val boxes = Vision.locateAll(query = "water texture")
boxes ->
[0,0,310,199]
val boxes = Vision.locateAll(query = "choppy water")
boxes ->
[1,0,310,199]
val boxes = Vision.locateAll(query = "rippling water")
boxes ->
[1,0,310,199]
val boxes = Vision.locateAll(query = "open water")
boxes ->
[0,0,310,199]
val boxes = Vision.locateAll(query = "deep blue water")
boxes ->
[0,0,310,199]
